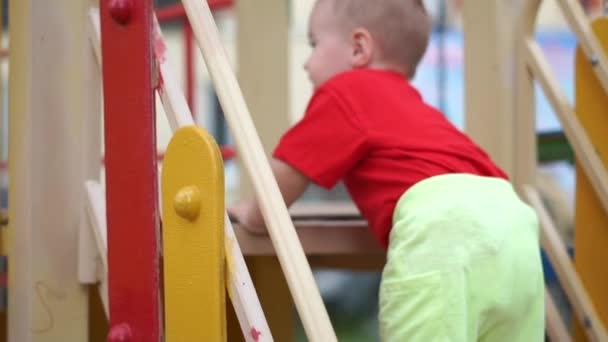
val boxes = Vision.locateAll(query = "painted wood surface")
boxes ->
[574,17,608,342]
[8,0,92,340]
[162,126,226,341]
[99,0,161,340]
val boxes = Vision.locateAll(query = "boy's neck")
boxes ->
[367,60,410,79]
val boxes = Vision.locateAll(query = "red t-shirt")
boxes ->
[274,69,507,248]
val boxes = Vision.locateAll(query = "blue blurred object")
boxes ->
[541,246,574,284]
[413,30,578,134]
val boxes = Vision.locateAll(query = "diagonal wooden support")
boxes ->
[524,185,608,342]
[545,288,572,342]
[573,17,608,341]
[524,39,608,217]
[180,1,336,340]
[555,0,608,98]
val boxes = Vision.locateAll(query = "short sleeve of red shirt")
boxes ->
[273,88,368,189]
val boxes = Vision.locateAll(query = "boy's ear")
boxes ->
[351,28,374,68]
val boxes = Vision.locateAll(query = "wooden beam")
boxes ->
[545,289,572,342]
[162,126,226,341]
[233,3,292,340]
[78,1,104,313]
[524,39,608,215]
[181,1,337,340]
[235,0,289,156]
[555,0,608,98]
[99,0,162,340]
[513,0,541,190]
[8,0,91,340]
[233,221,380,257]
[524,186,608,342]
[463,0,516,176]
[83,181,108,315]
[235,0,290,199]
[573,17,608,341]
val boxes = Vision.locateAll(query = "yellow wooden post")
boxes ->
[574,17,608,342]
[162,126,226,341]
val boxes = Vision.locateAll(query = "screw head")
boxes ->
[173,185,202,222]
[108,323,132,342]
[108,0,133,26]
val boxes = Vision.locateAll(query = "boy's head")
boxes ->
[305,0,431,88]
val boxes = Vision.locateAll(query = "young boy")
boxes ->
[229,0,545,340]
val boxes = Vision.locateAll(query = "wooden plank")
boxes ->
[77,4,108,342]
[88,8,102,67]
[463,0,516,176]
[78,0,104,301]
[225,217,274,342]
[545,288,573,342]
[513,0,541,191]
[162,126,226,341]
[151,16,197,131]
[239,257,293,342]
[84,181,109,315]
[235,0,290,198]
[99,0,161,340]
[523,186,607,342]
[288,201,360,220]
[233,221,380,257]
[574,17,608,342]
[181,1,336,340]
[555,0,608,98]
[524,39,608,216]
[8,0,92,340]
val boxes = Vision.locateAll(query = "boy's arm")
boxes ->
[228,158,310,234]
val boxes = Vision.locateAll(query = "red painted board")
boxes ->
[99,0,162,341]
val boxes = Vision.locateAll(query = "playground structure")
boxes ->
[2,0,608,341]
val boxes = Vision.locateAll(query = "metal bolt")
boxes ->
[591,55,599,67]
[108,323,132,342]
[174,185,202,222]
[108,0,133,26]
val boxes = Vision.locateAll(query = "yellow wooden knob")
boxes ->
[173,185,201,221]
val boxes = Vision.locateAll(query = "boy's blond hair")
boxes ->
[330,0,431,78]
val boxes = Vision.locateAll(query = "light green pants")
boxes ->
[379,174,545,341]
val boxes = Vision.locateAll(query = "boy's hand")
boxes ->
[227,201,267,235]
[227,158,311,236]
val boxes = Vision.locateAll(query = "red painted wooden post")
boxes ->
[100,0,162,341]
